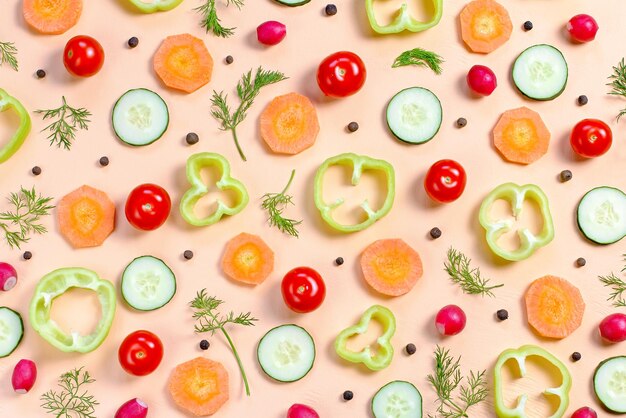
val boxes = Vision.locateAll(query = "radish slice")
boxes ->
[0,262,18,291]
[115,398,148,418]
[257,21,287,46]
[287,404,319,418]
[12,359,37,394]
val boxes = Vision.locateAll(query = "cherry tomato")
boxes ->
[466,65,497,96]
[599,313,626,343]
[125,184,171,231]
[435,305,466,336]
[316,51,366,98]
[118,330,163,376]
[571,407,598,418]
[570,119,612,158]
[424,159,467,203]
[63,35,105,77]
[567,14,599,43]
[281,267,326,313]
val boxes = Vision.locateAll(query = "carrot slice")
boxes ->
[23,0,82,35]
[525,275,585,339]
[460,0,512,54]
[57,185,115,248]
[153,34,213,94]
[221,233,274,285]
[260,92,319,155]
[360,239,423,297]
[168,357,229,416]
[493,107,551,165]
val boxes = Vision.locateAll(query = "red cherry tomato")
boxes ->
[570,119,612,158]
[118,330,163,376]
[316,51,366,98]
[281,267,326,313]
[567,14,599,43]
[571,407,598,418]
[599,313,626,343]
[466,65,497,96]
[125,184,171,231]
[424,159,467,203]
[435,305,466,336]
[63,35,105,77]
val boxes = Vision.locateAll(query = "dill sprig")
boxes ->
[36,97,91,150]
[427,346,488,418]
[444,248,503,297]
[599,254,626,308]
[0,186,55,249]
[261,169,302,237]
[607,58,626,121]
[392,48,444,74]
[190,289,257,396]
[0,41,18,71]
[40,367,98,418]
[211,67,287,161]
[195,0,245,38]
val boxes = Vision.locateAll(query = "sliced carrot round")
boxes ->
[360,239,423,297]
[57,185,115,248]
[221,233,274,285]
[525,275,585,339]
[168,357,229,416]
[153,34,213,94]
[493,107,550,165]
[260,92,319,155]
[23,0,83,35]
[460,0,512,54]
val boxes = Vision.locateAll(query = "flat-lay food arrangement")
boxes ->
[1,0,625,417]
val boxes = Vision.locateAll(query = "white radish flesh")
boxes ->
[115,398,149,418]
[12,359,37,393]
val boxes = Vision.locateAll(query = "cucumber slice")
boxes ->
[112,88,169,146]
[386,87,442,144]
[577,186,626,245]
[594,356,626,413]
[257,324,315,382]
[372,380,422,418]
[512,44,568,101]
[121,256,176,311]
[0,307,24,357]
[273,0,310,6]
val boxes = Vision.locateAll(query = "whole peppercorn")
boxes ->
[36,69,46,79]
[576,257,586,267]
[184,250,194,260]
[23,251,32,260]
[405,343,417,355]
[496,309,509,321]
[456,117,467,128]
[577,95,588,106]
[347,122,359,132]
[99,156,109,167]
[334,257,344,266]
[523,21,533,31]
[342,390,353,401]
[429,227,442,239]
[128,37,139,48]
[199,340,210,350]
[325,4,337,16]
[185,132,199,145]
[225,55,234,65]
[32,166,42,176]
[571,352,582,362]
[559,170,573,182]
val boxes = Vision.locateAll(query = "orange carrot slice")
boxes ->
[57,185,115,248]
[525,275,585,339]
[168,357,229,416]
[153,34,213,94]
[260,92,319,155]
[493,107,550,165]
[460,0,512,54]
[23,0,83,35]
[221,233,274,285]
[360,239,423,296]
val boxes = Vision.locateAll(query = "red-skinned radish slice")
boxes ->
[12,359,37,394]
[115,398,148,418]
[0,262,17,291]
[287,403,319,418]
[257,21,287,45]
[599,313,626,343]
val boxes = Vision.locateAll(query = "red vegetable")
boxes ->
[570,119,612,158]
[466,65,497,96]
[281,267,326,313]
[571,407,598,418]
[424,159,467,203]
[435,305,466,336]
[118,330,164,376]
[567,14,599,43]
[287,404,320,418]
[125,184,171,231]
[12,359,37,394]
[63,35,104,77]
[257,21,286,45]
[115,398,148,418]
[317,51,366,98]
[599,313,626,343]
[0,262,18,291]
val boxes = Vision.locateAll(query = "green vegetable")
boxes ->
[195,0,244,38]
[190,289,258,396]
[0,186,54,249]
[366,0,443,34]
[211,67,287,161]
[392,48,444,74]
[41,367,98,418]
[444,248,503,297]
[179,152,249,227]
[599,254,626,307]
[427,346,488,418]
[0,41,18,71]
[0,89,31,163]
[494,345,571,418]
[314,153,395,233]
[35,96,91,150]
[479,183,554,261]
[607,58,626,121]
[261,169,302,237]
[128,0,183,12]
[30,268,116,353]
[334,305,396,371]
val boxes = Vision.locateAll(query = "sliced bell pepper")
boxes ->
[494,345,571,418]
[479,183,554,261]
[180,152,249,227]
[128,0,183,13]
[29,267,116,353]
[365,0,443,35]
[334,305,396,371]
[314,153,395,233]
[0,89,31,164]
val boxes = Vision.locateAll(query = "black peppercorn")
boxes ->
[347,122,359,132]
[571,352,582,362]
[576,257,586,267]
[559,170,573,182]
[405,343,417,355]
[523,21,533,31]
[577,95,588,106]
[325,4,337,16]
[186,132,199,145]
[128,37,139,48]
[335,257,344,266]
[496,309,509,321]
[456,117,467,128]
[36,69,46,79]
[429,227,442,239]
[225,55,234,65]
[23,251,32,260]
[342,390,353,401]
[99,156,109,167]
[32,166,42,176]
[184,250,194,260]
[199,340,210,350]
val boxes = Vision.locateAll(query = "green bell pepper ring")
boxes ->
[334,305,396,371]
[479,183,554,261]
[180,152,249,226]
[29,268,116,353]
[128,0,184,13]
[365,0,443,34]
[314,153,395,233]
[0,89,31,164]
[494,345,571,418]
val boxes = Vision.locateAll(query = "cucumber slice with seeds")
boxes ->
[577,186,626,245]
[121,256,176,311]
[594,356,626,413]
[273,0,310,6]
[0,307,24,358]
[112,88,169,146]
[512,44,568,101]
[386,87,442,145]
[372,380,422,418]
[257,324,315,382]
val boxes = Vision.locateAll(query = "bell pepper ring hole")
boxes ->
[190,166,241,219]
[49,288,102,337]
[371,0,436,25]
[345,317,384,356]
[489,198,544,252]
[0,107,22,149]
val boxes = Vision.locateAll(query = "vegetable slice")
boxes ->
[221,233,274,285]
[23,0,82,35]
[360,239,423,296]
[153,34,213,94]
[576,186,626,245]
[493,107,550,165]
[112,88,169,147]
[386,87,442,145]
[459,0,512,54]
[594,356,626,413]
[0,307,24,358]
[168,357,229,416]
[121,256,176,311]
[372,380,423,418]
[512,44,568,101]
[57,185,115,248]
[525,275,585,339]
[257,324,315,382]
[260,93,319,155]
